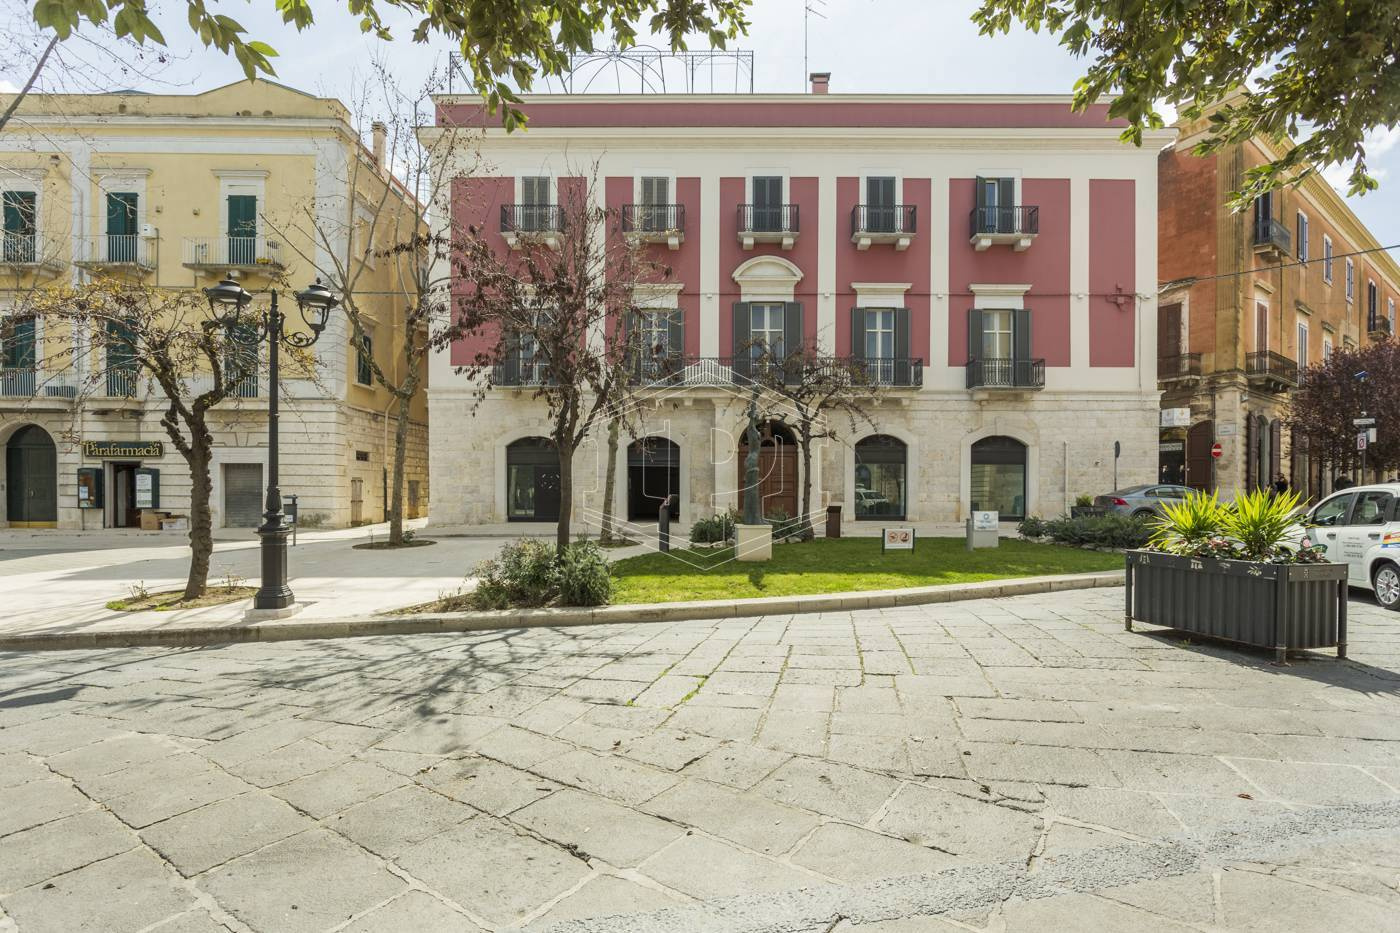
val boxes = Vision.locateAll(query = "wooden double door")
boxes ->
[737,424,798,520]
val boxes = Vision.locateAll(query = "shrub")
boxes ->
[1074,493,1094,508]
[690,508,737,545]
[1017,516,1046,539]
[765,507,804,540]
[470,538,558,609]
[1149,488,1322,563]
[1042,513,1152,549]
[557,540,613,607]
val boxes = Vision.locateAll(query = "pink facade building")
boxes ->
[423,81,1172,529]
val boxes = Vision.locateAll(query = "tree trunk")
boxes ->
[388,393,412,545]
[798,423,815,541]
[556,443,574,554]
[599,416,620,545]
[183,440,214,600]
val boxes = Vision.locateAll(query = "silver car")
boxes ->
[1093,484,1192,519]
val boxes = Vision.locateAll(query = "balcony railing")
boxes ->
[1245,350,1298,388]
[1252,217,1291,256]
[1,232,38,264]
[1368,313,1391,337]
[493,355,924,388]
[966,357,1046,390]
[1157,352,1203,380]
[621,203,684,234]
[500,204,562,235]
[970,205,1040,238]
[852,204,917,236]
[738,204,798,234]
[78,235,155,270]
[0,368,79,398]
[182,236,283,269]
[105,368,138,398]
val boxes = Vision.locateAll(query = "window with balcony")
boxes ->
[1296,212,1309,263]
[355,332,374,386]
[638,176,670,230]
[1252,192,1290,255]
[969,176,1037,250]
[2,190,37,263]
[1323,235,1333,283]
[629,307,682,381]
[105,318,138,397]
[105,192,139,264]
[224,322,259,398]
[751,176,784,232]
[1368,280,1382,333]
[0,314,37,396]
[227,194,257,266]
[622,176,683,247]
[966,307,1042,389]
[864,177,896,232]
[850,306,912,385]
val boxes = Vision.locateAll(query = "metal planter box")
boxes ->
[1124,550,1349,662]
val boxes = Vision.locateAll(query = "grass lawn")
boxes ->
[610,537,1121,604]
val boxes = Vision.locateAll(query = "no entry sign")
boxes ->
[1210,442,1223,459]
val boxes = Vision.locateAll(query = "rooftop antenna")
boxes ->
[804,0,827,90]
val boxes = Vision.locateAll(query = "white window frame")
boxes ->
[633,172,677,207]
[1323,235,1333,283]
[1295,211,1309,263]
[1368,279,1379,323]
[750,302,786,358]
[1323,335,1333,360]
[0,172,46,260]
[214,169,269,241]
[515,174,556,205]
[1346,257,1355,302]
[1296,319,1309,370]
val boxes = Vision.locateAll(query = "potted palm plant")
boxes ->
[1124,489,1349,662]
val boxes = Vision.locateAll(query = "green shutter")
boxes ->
[227,195,256,237]
[2,316,36,369]
[731,302,751,380]
[106,192,137,235]
[894,307,911,385]
[967,309,984,364]
[850,307,866,362]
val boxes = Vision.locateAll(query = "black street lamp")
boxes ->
[203,277,340,611]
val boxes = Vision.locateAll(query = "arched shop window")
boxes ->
[854,435,906,520]
[970,435,1027,520]
[627,436,681,521]
[506,437,560,521]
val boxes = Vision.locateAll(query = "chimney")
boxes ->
[809,72,830,95]
[371,121,387,169]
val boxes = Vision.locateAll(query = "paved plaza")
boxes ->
[2,588,1399,931]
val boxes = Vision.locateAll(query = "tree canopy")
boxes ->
[29,0,750,128]
[973,0,1400,207]
[1287,339,1400,477]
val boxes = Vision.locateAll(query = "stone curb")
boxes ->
[0,570,1125,652]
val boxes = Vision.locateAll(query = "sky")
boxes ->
[3,0,1398,247]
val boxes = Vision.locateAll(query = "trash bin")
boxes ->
[826,505,842,538]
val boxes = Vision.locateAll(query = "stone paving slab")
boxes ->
[2,587,1400,930]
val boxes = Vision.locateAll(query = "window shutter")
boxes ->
[501,333,521,386]
[1013,308,1032,385]
[894,307,911,386]
[974,176,989,210]
[1269,419,1282,481]
[731,301,751,380]
[967,308,984,364]
[1245,416,1257,491]
[850,308,866,362]
[107,194,124,235]
[667,309,683,360]
[784,301,803,357]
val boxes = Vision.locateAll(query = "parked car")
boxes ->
[1294,482,1400,610]
[1093,484,1192,519]
[855,487,892,509]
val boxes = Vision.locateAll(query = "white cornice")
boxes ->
[969,283,1033,297]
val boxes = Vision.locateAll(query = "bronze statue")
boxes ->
[743,388,762,525]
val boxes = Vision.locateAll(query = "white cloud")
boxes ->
[0,79,20,94]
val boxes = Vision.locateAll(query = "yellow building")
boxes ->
[0,80,428,530]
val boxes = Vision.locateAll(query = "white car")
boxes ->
[1298,482,1400,610]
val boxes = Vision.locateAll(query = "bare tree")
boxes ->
[448,169,665,552]
[748,343,885,540]
[22,280,304,600]
[267,61,479,546]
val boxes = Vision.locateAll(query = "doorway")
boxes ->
[109,461,142,528]
[970,435,1028,520]
[5,424,57,527]
[737,421,798,520]
[627,437,680,521]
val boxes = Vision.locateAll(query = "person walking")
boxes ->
[1272,474,1290,496]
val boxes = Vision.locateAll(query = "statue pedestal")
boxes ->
[736,523,773,562]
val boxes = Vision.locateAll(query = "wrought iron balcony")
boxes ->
[493,355,924,389]
[1252,217,1291,257]
[500,204,563,249]
[1158,352,1203,381]
[182,236,284,271]
[966,357,1046,390]
[621,204,685,249]
[851,204,916,251]
[77,235,156,272]
[0,233,65,275]
[1245,350,1298,390]
[969,206,1039,251]
[737,204,798,249]
[105,368,139,398]
[1368,314,1391,338]
[0,368,79,399]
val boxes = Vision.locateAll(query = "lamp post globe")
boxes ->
[202,278,252,325]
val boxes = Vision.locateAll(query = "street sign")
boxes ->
[882,527,915,552]
[1353,416,1377,428]
[1210,442,1223,459]
[1358,431,1369,451]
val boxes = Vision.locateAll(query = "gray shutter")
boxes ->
[667,309,683,361]
[501,331,520,385]
[850,308,866,362]
[731,301,751,380]
[998,178,1016,232]
[974,176,989,209]
[1245,416,1257,491]
[783,301,803,385]
[894,307,911,386]
[1269,419,1282,481]
[1013,308,1032,386]
[967,308,984,364]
